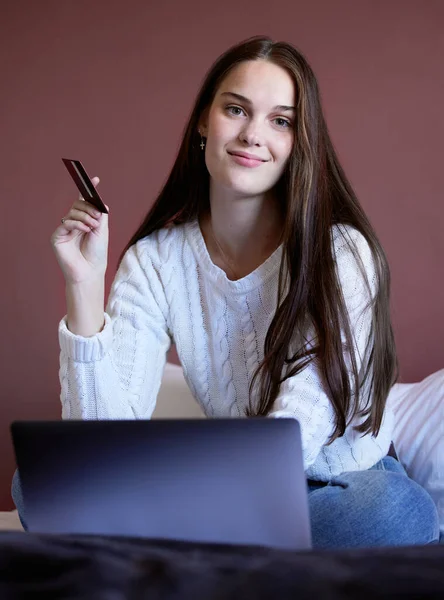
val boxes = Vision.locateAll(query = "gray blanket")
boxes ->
[0,532,443,598]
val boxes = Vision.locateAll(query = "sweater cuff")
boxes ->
[58,313,113,362]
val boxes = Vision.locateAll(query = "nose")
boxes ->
[239,119,264,147]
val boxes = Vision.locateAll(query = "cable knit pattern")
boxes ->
[58,220,394,481]
[241,296,261,387]
[180,232,211,415]
[216,297,238,416]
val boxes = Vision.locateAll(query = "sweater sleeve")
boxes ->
[58,238,172,420]
[269,226,377,469]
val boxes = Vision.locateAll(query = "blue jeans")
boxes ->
[307,456,440,548]
[11,456,440,548]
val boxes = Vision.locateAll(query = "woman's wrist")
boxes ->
[65,279,105,337]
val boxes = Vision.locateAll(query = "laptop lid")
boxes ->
[11,419,312,550]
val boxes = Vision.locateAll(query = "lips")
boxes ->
[228,151,267,162]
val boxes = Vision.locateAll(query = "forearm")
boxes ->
[66,279,105,337]
[60,241,171,419]
[59,310,171,420]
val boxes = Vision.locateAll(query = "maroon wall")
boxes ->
[1,0,443,508]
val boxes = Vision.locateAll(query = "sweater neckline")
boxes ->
[187,220,284,294]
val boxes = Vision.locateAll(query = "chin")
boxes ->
[226,182,269,198]
[217,172,273,198]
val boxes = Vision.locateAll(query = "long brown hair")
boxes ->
[120,36,398,441]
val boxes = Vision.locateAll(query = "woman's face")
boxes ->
[200,60,296,198]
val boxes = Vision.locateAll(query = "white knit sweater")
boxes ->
[58,220,394,481]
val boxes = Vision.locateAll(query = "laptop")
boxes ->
[10,418,312,550]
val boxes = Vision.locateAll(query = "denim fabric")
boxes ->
[307,456,440,548]
[12,456,440,548]
[11,469,27,530]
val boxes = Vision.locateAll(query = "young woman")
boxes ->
[13,36,439,547]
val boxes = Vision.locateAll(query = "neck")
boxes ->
[201,182,284,280]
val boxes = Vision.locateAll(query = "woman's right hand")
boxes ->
[51,177,110,285]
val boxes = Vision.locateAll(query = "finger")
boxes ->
[59,219,93,235]
[71,199,103,219]
[67,208,101,229]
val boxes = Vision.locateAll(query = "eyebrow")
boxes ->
[220,91,295,113]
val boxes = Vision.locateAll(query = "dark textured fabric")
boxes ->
[0,532,444,599]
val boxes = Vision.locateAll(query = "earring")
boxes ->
[200,135,206,150]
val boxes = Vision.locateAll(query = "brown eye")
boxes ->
[274,117,291,129]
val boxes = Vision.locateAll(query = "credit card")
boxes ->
[62,158,108,213]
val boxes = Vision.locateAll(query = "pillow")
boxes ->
[388,369,444,538]
[153,362,204,419]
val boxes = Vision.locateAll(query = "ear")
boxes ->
[198,108,209,137]
[198,124,208,138]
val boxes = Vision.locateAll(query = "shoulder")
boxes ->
[122,222,194,272]
[111,223,195,308]
[331,224,374,271]
[331,223,378,298]
[137,222,189,259]
[331,224,372,261]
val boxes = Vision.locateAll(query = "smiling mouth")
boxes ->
[227,152,269,168]
[228,151,267,162]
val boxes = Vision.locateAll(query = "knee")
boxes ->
[11,469,27,530]
[382,472,440,545]
[309,470,440,548]
[11,469,21,505]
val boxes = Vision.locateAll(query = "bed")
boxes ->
[0,531,443,598]
[1,365,443,598]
